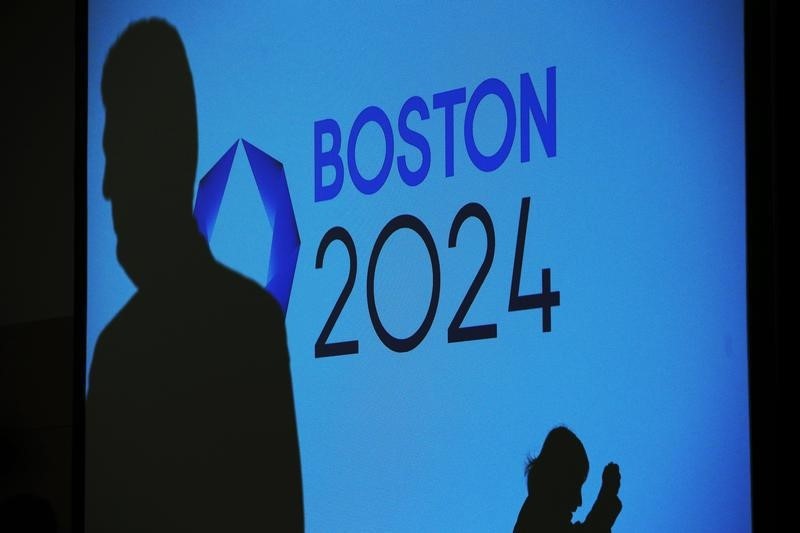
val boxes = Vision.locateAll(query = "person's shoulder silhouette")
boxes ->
[85,18,303,532]
[513,426,622,533]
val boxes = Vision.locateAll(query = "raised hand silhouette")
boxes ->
[514,426,622,533]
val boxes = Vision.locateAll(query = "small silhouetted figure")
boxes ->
[85,19,303,532]
[513,427,622,533]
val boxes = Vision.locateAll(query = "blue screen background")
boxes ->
[87,1,750,531]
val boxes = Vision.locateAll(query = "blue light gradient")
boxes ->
[87,2,749,531]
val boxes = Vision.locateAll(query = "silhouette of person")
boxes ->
[513,426,622,533]
[85,19,303,532]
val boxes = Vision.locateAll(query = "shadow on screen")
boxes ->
[513,426,622,532]
[85,19,303,532]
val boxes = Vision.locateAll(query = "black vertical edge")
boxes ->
[745,0,777,531]
[73,0,88,531]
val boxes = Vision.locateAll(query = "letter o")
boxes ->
[348,106,394,195]
[464,78,516,172]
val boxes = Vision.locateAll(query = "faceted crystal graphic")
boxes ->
[193,140,238,241]
[193,139,300,314]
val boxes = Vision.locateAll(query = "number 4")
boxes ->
[508,196,560,332]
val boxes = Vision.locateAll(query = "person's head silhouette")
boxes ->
[101,18,200,287]
[515,426,623,532]
[89,18,305,532]
[525,426,589,524]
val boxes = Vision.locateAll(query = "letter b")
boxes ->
[315,118,344,202]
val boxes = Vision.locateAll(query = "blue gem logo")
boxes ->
[193,139,300,314]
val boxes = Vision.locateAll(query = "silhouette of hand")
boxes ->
[585,462,623,530]
[601,462,621,495]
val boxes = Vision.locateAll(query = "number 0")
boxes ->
[367,215,441,353]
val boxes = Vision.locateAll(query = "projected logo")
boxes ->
[193,139,300,314]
